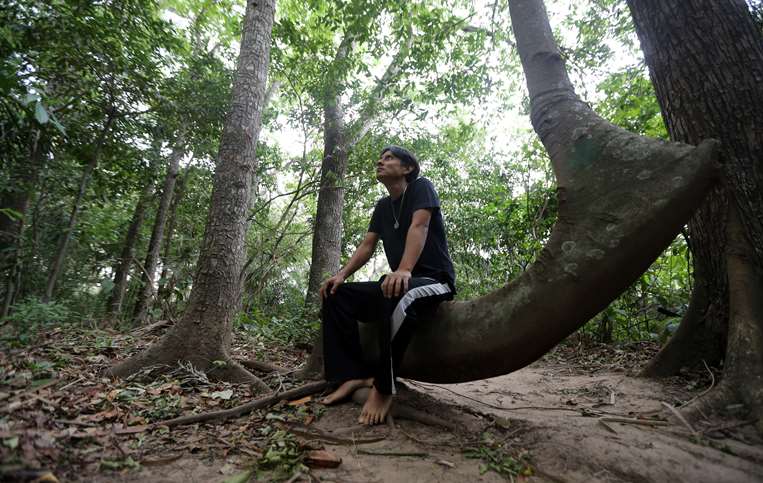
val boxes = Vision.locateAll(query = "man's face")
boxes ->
[376,151,412,182]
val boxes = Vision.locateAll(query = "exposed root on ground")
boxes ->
[110,344,270,392]
[349,387,457,430]
[157,381,328,428]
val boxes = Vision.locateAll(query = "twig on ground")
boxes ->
[661,401,699,437]
[285,472,303,483]
[59,377,84,392]
[681,359,716,408]
[356,449,428,457]
[703,418,757,437]
[158,381,328,428]
[599,416,669,427]
[598,419,617,433]
[283,423,388,445]
[408,380,588,413]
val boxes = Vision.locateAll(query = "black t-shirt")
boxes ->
[368,177,456,291]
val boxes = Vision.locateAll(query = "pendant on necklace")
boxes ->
[394,221,399,229]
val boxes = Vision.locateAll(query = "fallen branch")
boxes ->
[158,381,328,428]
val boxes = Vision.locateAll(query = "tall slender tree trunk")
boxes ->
[43,114,115,302]
[158,164,190,316]
[300,98,348,376]
[110,0,276,388]
[107,176,155,319]
[1,130,46,317]
[627,0,763,429]
[133,134,185,324]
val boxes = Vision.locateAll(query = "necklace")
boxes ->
[391,186,407,230]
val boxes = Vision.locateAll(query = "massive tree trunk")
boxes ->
[627,0,763,429]
[133,135,185,324]
[388,0,720,381]
[110,0,276,388]
[43,113,115,302]
[107,175,155,319]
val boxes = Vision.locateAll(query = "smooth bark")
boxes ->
[107,176,155,318]
[110,0,276,388]
[133,135,184,324]
[389,0,720,382]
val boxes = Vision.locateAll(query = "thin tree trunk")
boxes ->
[107,176,155,319]
[1,130,45,317]
[43,114,115,303]
[157,164,190,314]
[627,0,763,429]
[300,25,415,377]
[110,0,276,388]
[133,134,185,324]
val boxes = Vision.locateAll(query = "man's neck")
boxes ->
[384,178,408,200]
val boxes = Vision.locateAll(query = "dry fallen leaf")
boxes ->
[304,449,342,468]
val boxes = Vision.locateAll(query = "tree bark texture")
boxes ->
[43,114,115,302]
[1,130,46,317]
[110,0,276,388]
[628,0,763,377]
[389,0,720,382]
[158,164,190,315]
[107,176,155,319]
[627,0,763,427]
[133,135,185,324]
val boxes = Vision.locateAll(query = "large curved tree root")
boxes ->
[110,331,270,392]
[681,383,763,435]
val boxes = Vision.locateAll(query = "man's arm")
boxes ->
[381,208,432,298]
[320,231,380,298]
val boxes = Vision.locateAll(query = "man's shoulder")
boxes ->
[412,176,437,191]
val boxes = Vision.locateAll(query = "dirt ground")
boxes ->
[2,326,763,482]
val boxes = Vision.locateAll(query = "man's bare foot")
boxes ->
[358,386,393,425]
[321,378,373,405]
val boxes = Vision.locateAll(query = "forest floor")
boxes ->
[2,321,763,482]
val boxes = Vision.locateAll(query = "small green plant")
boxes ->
[254,426,308,481]
[464,432,533,481]
[1,297,73,346]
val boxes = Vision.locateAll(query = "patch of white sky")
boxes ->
[163,0,641,174]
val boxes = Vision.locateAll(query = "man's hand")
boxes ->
[381,269,412,298]
[320,273,346,299]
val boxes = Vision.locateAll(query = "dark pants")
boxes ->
[322,277,452,395]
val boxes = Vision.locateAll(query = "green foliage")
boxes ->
[1,297,73,345]
[464,431,533,480]
[252,426,308,481]
[236,311,318,347]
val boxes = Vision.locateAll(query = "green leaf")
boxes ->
[221,469,254,483]
[34,102,49,124]
[3,436,19,449]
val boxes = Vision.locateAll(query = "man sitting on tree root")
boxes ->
[319,146,456,425]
